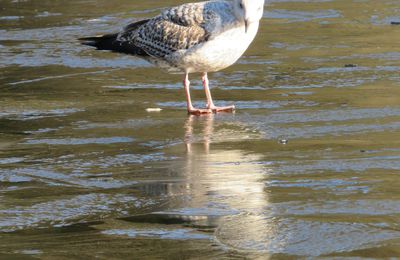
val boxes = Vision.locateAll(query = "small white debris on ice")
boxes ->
[279,139,288,145]
[146,108,162,112]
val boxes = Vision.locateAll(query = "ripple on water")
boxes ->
[103,83,182,90]
[266,178,370,194]
[24,137,135,145]
[0,108,83,120]
[304,52,400,63]
[0,157,25,165]
[0,194,150,232]
[270,42,307,51]
[264,9,341,22]
[0,16,23,21]
[371,15,400,25]
[53,152,169,171]
[237,108,400,139]
[0,168,137,188]
[102,228,211,240]
[0,23,150,69]
[74,119,163,130]
[35,11,62,18]
[155,207,240,217]
[216,215,400,256]
[268,121,400,139]
[265,199,400,216]
[15,249,42,256]
[308,66,400,74]
[0,50,150,69]
[275,156,400,173]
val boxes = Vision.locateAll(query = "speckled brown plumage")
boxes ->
[117,3,215,58]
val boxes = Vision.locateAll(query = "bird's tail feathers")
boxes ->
[79,33,148,56]
[79,33,118,50]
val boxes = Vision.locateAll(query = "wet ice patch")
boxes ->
[239,108,400,139]
[371,15,400,25]
[244,107,400,124]
[74,118,164,130]
[0,108,83,120]
[0,24,151,69]
[156,207,240,217]
[0,194,149,232]
[275,155,400,173]
[254,107,400,123]
[305,52,400,63]
[24,137,134,145]
[0,168,137,188]
[216,216,400,256]
[55,152,169,171]
[266,200,400,216]
[266,178,370,194]
[234,100,317,109]
[0,157,25,165]
[102,228,211,240]
[0,152,169,187]
[24,128,60,134]
[16,249,42,255]
[237,59,281,65]
[0,16,23,21]
[0,172,33,183]
[0,53,150,69]
[308,66,400,73]
[218,85,266,90]
[264,9,341,22]
[103,83,181,90]
[35,12,62,18]
[270,42,307,50]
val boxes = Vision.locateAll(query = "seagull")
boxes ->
[79,0,265,115]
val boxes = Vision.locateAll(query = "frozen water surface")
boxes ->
[0,0,400,258]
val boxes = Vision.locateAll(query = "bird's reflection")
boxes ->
[180,114,280,252]
[182,114,268,209]
[184,114,214,154]
[132,115,281,252]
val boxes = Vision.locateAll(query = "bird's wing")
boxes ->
[117,2,220,58]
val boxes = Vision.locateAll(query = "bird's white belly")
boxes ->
[175,22,259,73]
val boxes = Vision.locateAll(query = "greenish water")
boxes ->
[1,0,400,258]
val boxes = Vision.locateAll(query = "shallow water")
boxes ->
[1,0,400,258]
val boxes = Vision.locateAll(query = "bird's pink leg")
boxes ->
[202,72,235,113]
[184,73,212,115]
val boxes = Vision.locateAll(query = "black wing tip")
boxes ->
[78,37,97,47]
[78,34,118,49]
[78,32,149,56]
[78,34,117,41]
[78,36,98,41]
